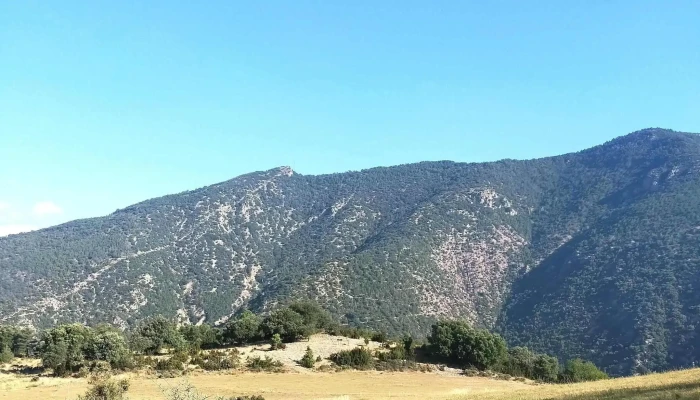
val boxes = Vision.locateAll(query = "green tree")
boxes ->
[261,308,307,342]
[40,324,93,376]
[288,301,333,332]
[86,326,133,370]
[561,359,609,382]
[180,324,220,350]
[427,320,506,370]
[532,354,559,382]
[224,310,262,345]
[0,346,13,363]
[130,316,184,354]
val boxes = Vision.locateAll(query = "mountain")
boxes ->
[3,128,700,375]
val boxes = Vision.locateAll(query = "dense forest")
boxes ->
[2,128,700,375]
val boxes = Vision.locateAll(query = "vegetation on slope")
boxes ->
[2,129,700,375]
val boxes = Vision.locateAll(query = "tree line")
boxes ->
[0,302,607,383]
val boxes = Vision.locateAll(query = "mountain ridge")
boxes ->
[2,127,700,376]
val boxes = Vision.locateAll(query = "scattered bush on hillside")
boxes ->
[245,356,284,372]
[269,333,285,350]
[329,347,374,369]
[560,358,609,382]
[427,320,506,371]
[300,347,315,368]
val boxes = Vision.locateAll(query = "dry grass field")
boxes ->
[2,334,700,400]
[2,367,700,400]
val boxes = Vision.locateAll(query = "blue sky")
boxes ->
[1,1,699,235]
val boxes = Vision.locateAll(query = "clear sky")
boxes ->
[1,1,699,235]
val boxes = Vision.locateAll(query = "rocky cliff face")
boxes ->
[3,128,700,375]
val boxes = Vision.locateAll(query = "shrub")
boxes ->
[377,345,407,361]
[371,331,387,343]
[532,354,559,382]
[329,347,374,369]
[155,357,184,371]
[300,347,315,369]
[560,359,609,382]
[269,334,285,350]
[427,320,506,370]
[193,350,239,371]
[76,378,130,400]
[288,301,333,332]
[40,324,93,376]
[180,324,221,350]
[162,383,265,400]
[0,346,13,363]
[245,356,284,372]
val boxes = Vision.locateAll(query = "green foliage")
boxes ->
[40,324,93,376]
[130,316,184,355]
[155,357,185,371]
[498,346,558,382]
[0,325,34,357]
[300,347,315,368]
[4,129,700,376]
[85,326,133,370]
[192,350,239,371]
[0,346,13,363]
[288,301,333,332]
[261,308,307,342]
[76,378,130,400]
[561,359,609,383]
[245,356,284,372]
[269,333,285,350]
[180,324,220,350]
[329,347,374,369]
[428,320,507,370]
[162,383,265,400]
[224,310,262,345]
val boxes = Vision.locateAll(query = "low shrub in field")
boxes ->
[192,350,239,371]
[329,347,374,369]
[155,357,184,371]
[375,359,432,372]
[162,383,265,400]
[76,378,130,400]
[299,347,315,368]
[245,356,284,372]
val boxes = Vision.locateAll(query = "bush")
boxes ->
[288,301,333,333]
[300,347,315,369]
[427,320,506,370]
[0,346,13,363]
[329,347,374,369]
[162,382,265,400]
[269,334,285,350]
[377,345,407,361]
[560,359,609,382]
[155,357,185,371]
[245,356,284,372]
[192,350,239,371]
[532,354,559,382]
[371,331,387,343]
[76,378,130,400]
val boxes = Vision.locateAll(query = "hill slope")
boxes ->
[2,128,700,375]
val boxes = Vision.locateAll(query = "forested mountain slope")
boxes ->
[2,128,700,375]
